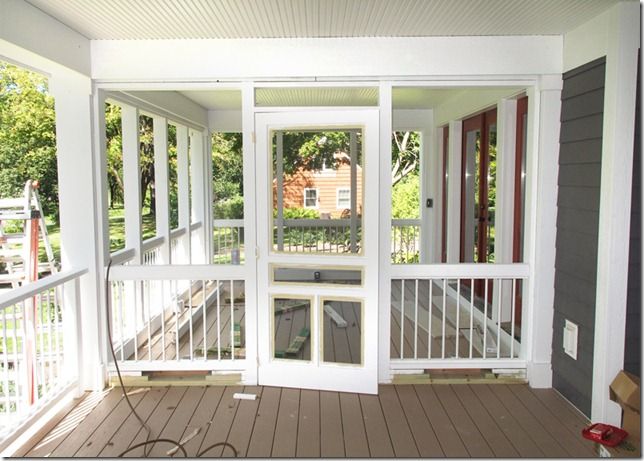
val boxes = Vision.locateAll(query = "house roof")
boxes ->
[25,0,618,40]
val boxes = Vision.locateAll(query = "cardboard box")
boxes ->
[601,371,642,457]
[610,371,641,435]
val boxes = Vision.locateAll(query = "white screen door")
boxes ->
[255,109,379,394]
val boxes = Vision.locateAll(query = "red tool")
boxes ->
[581,423,628,447]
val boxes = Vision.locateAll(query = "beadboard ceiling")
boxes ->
[26,0,617,40]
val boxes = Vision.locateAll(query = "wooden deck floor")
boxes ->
[22,384,597,458]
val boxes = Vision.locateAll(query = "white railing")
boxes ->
[213,219,244,265]
[141,235,164,266]
[110,225,193,266]
[389,264,528,370]
[107,264,246,372]
[391,218,421,264]
[0,269,85,439]
[273,218,361,253]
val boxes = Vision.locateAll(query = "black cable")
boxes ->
[118,439,188,458]
[105,259,154,456]
[105,259,238,458]
[197,441,239,458]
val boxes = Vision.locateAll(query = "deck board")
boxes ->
[488,384,570,457]
[508,384,597,457]
[359,393,395,457]
[177,386,225,457]
[433,384,494,457]
[452,383,519,457]
[469,384,544,457]
[98,386,170,457]
[319,391,345,457]
[195,385,243,457]
[123,386,187,457]
[74,388,147,457]
[24,383,595,458]
[296,389,320,457]
[378,384,419,457]
[395,384,444,457]
[146,386,205,457]
[272,388,300,457]
[246,386,281,457]
[413,384,469,457]
[339,392,370,457]
[48,387,124,457]
[223,385,263,457]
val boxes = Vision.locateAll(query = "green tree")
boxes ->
[0,62,58,218]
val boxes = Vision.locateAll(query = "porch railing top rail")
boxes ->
[213,219,244,227]
[108,263,245,281]
[390,263,530,278]
[0,267,87,310]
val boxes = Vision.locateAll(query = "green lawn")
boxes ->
[43,207,157,264]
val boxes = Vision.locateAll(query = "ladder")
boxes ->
[0,180,58,287]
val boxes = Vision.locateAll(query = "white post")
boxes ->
[378,82,393,383]
[153,116,170,264]
[51,71,106,391]
[525,77,561,388]
[350,130,358,253]
[591,1,638,425]
[420,115,436,264]
[176,124,190,263]
[189,130,207,264]
[241,82,257,384]
[276,132,284,251]
[122,105,142,264]
[446,120,462,263]
[493,99,517,323]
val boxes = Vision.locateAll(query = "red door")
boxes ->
[460,108,497,301]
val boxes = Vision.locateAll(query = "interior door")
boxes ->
[461,109,497,300]
[255,109,379,394]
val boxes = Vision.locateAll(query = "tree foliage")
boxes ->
[0,62,58,218]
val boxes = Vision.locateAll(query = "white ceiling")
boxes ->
[181,90,242,110]
[26,0,617,40]
[256,87,379,107]
[174,86,525,111]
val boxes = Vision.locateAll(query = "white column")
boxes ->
[189,130,207,264]
[153,116,170,264]
[121,105,142,264]
[446,120,462,263]
[592,1,639,425]
[51,71,106,391]
[426,124,441,264]
[420,113,436,263]
[241,82,257,384]
[378,82,393,383]
[493,99,517,322]
[176,124,190,263]
[525,76,562,388]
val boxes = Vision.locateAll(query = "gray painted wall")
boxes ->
[624,59,641,378]
[552,57,606,418]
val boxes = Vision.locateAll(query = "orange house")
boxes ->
[273,153,363,218]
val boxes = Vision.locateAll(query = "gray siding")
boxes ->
[624,60,641,377]
[552,57,606,418]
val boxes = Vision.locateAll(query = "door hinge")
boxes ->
[256,246,260,260]
[252,131,256,143]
